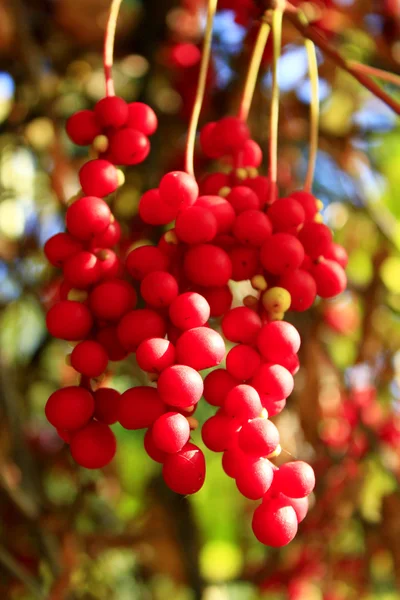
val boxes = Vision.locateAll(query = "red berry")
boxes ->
[197,286,232,317]
[94,96,128,128]
[66,110,101,146]
[246,175,270,205]
[195,196,235,234]
[323,242,348,268]
[117,309,166,351]
[136,338,176,373]
[201,412,241,452]
[203,368,238,407]
[63,251,101,288]
[289,190,318,220]
[66,196,111,240]
[298,222,333,259]
[46,301,93,340]
[260,233,305,275]
[169,292,210,330]
[90,279,137,321]
[139,189,178,225]
[44,233,83,267]
[70,421,117,469]
[79,160,119,198]
[92,220,121,248]
[252,500,298,546]
[260,396,286,416]
[238,417,280,456]
[162,442,205,495]
[279,269,317,311]
[236,458,274,500]
[93,387,120,424]
[226,344,261,381]
[251,364,294,399]
[310,259,347,298]
[96,325,128,361]
[199,172,229,195]
[118,386,165,429]
[175,206,218,244]
[264,493,309,523]
[200,122,224,158]
[176,327,226,371]
[222,444,247,478]
[159,171,198,209]
[222,307,262,344]
[140,271,179,308]
[227,186,261,214]
[229,245,260,281]
[45,386,94,430]
[157,365,204,408]
[144,427,167,463]
[109,128,150,165]
[257,321,301,363]
[224,385,262,420]
[214,116,249,153]
[71,340,109,378]
[267,197,305,233]
[152,412,190,453]
[95,249,123,280]
[274,461,315,498]
[127,102,158,136]
[234,139,262,167]
[233,210,272,246]
[184,244,232,287]
[126,245,170,280]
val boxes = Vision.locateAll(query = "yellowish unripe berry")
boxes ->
[316,198,324,211]
[247,167,258,178]
[67,289,88,302]
[92,134,109,154]
[218,186,231,197]
[187,417,199,430]
[164,229,179,244]
[262,286,291,313]
[314,213,323,223]
[251,274,268,291]
[116,169,125,187]
[269,311,285,321]
[236,168,247,180]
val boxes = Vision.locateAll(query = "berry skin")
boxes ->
[44,233,83,267]
[235,139,262,167]
[117,309,167,352]
[261,287,291,314]
[45,387,94,431]
[118,386,165,430]
[195,196,236,234]
[175,206,218,244]
[127,102,158,136]
[257,321,301,363]
[79,160,119,198]
[176,327,226,371]
[260,396,286,417]
[214,116,250,153]
[169,292,210,331]
[224,385,262,420]
[238,417,280,456]
[96,326,128,361]
[233,210,272,246]
[96,249,123,280]
[226,345,261,381]
[157,365,204,408]
[197,286,232,317]
[229,245,260,281]
[324,242,348,268]
[89,279,137,321]
[126,245,170,280]
[279,269,317,311]
[298,222,333,259]
[162,442,206,495]
[159,171,199,209]
[267,197,305,233]
[70,340,108,378]
[94,96,128,128]
[66,110,101,146]
[200,172,230,195]
[236,458,274,500]
[184,244,232,287]
[140,271,179,308]
[152,412,190,453]
[289,190,318,221]
[136,338,176,373]
[109,128,150,165]
[251,364,294,399]
[252,500,298,546]
[263,493,309,523]
[144,427,167,463]
[139,189,178,225]
[92,220,121,248]
[221,307,262,344]
[310,259,347,298]
[70,421,117,469]
[274,461,315,498]
[46,301,93,341]
[203,368,238,407]
[93,388,120,424]
[227,186,260,214]
[201,412,241,452]
[200,122,224,158]
[63,251,100,289]
[66,196,111,240]
[260,233,305,275]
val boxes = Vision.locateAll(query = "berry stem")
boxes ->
[268,8,283,204]
[238,16,271,122]
[304,37,319,193]
[104,0,123,97]
[184,0,218,178]
[347,61,400,87]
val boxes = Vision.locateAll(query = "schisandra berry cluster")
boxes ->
[44,98,347,548]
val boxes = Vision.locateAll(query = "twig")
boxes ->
[0,545,44,599]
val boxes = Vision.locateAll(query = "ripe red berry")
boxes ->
[201,412,241,452]
[118,386,165,429]
[139,189,178,225]
[246,176,269,206]
[260,396,286,417]
[224,385,262,420]
[140,271,179,308]
[159,171,198,209]
[63,251,101,288]
[227,186,260,214]
[66,110,101,145]
[175,206,218,244]
[144,427,167,463]
[44,233,83,267]
[323,242,348,268]
[199,172,229,195]
[310,259,347,298]
[257,321,301,363]
[162,442,205,494]
[298,222,333,259]
[70,340,109,378]
[203,368,238,407]
[252,500,298,546]
[274,461,315,498]
[157,365,204,408]
[45,386,94,430]
[238,417,280,456]
[214,116,249,153]
[200,122,224,158]
[70,421,117,469]
[152,412,190,453]
[264,493,309,523]
[222,307,262,344]
[66,196,111,240]
[289,190,318,221]
[136,338,176,373]
[93,387,120,424]
[169,292,210,330]
[196,286,232,317]
[229,245,260,281]
[184,244,232,287]
[79,160,119,198]
[46,301,93,340]
[260,233,305,275]
[267,197,305,233]
[126,245,170,280]
[251,364,294,399]
[95,249,123,280]
[278,269,317,311]
[89,279,137,321]
[234,139,262,167]
[127,102,158,136]
[226,344,261,381]
[233,210,272,246]
[109,128,150,165]
[91,220,121,248]
[222,444,247,478]
[236,458,274,500]
[117,309,166,351]
[195,196,236,234]
[94,96,128,128]
[96,326,128,361]
[176,327,226,371]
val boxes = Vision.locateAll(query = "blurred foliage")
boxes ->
[0,0,400,599]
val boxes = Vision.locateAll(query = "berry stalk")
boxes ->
[268,8,283,204]
[104,0,123,97]
[238,16,271,122]
[184,0,218,177]
[304,37,319,193]
[347,61,400,87]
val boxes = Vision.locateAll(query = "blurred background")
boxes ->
[1,0,400,598]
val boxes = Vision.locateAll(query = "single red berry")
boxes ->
[139,189,178,225]
[90,279,137,321]
[63,251,101,289]
[267,197,305,233]
[310,259,347,298]
[71,340,109,378]
[117,309,166,352]
[323,242,348,268]
[92,220,121,248]
[94,96,128,129]
[162,442,205,495]
[298,222,333,259]
[195,196,236,234]
[136,338,176,373]
[93,387,120,424]
[251,364,294,399]
[234,139,262,167]
[44,233,83,267]
[184,244,232,287]
[278,269,317,311]
[203,368,238,407]
[236,458,274,500]
[274,461,315,498]
[118,386,165,430]
[175,206,218,244]
[176,327,226,371]
[159,171,198,209]
[66,110,101,146]
[227,186,261,214]
[109,128,150,165]
[222,307,262,344]
[201,412,241,452]
[66,196,111,241]
[157,365,204,408]
[45,386,94,430]
[199,172,230,195]
[46,301,93,340]
[233,210,272,246]
[169,292,210,330]
[70,420,117,469]
[140,271,179,308]
[152,412,190,453]
[126,245,170,280]
[226,344,261,381]
[252,500,298,546]
[127,102,158,136]
[238,417,280,456]
[214,116,250,153]
[257,321,301,363]
[229,245,260,281]
[224,385,262,420]
[260,233,305,275]
[79,159,119,198]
